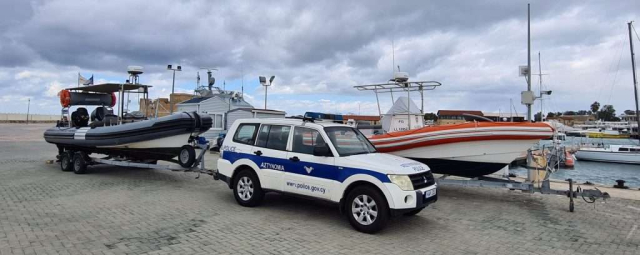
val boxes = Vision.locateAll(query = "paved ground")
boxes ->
[1,124,639,255]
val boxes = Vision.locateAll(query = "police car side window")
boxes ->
[233,123,259,145]
[292,127,325,154]
[255,125,291,151]
[266,125,291,151]
[256,125,270,147]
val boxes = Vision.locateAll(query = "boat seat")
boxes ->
[71,108,89,128]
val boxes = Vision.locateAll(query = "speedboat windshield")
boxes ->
[324,126,377,156]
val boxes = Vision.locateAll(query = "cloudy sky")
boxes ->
[1,0,639,117]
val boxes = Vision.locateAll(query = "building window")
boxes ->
[209,113,224,129]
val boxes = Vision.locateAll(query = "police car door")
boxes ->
[284,126,336,200]
[252,124,292,192]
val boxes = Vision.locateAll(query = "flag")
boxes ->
[78,73,88,86]
[84,75,93,86]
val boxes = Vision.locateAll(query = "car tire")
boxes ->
[403,208,424,216]
[233,169,264,207]
[345,185,389,234]
[178,145,196,168]
[72,152,87,174]
[60,152,73,172]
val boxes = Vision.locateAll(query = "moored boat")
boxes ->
[575,145,640,164]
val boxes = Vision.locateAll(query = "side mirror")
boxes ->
[313,144,333,157]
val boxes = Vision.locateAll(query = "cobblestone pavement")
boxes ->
[1,124,639,254]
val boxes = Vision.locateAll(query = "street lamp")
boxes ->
[26,98,30,125]
[167,64,182,114]
[259,76,275,109]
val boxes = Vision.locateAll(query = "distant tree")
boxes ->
[424,112,438,121]
[597,105,616,121]
[624,110,636,115]
[556,111,563,116]
[534,112,543,121]
[547,112,556,118]
[577,110,589,115]
[564,111,577,116]
[591,101,600,113]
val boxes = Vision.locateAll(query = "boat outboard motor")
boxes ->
[91,107,114,121]
[71,108,90,127]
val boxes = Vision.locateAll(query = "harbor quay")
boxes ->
[0,123,639,254]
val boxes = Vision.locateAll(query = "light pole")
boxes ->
[259,76,275,109]
[167,64,182,114]
[26,98,30,125]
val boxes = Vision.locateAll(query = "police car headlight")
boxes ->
[388,175,413,191]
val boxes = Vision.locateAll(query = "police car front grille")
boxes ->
[410,171,435,190]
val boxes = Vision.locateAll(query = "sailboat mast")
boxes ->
[628,21,640,142]
[539,52,543,121]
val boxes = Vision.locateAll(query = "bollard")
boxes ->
[613,179,629,189]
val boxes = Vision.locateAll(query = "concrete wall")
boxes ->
[0,113,59,123]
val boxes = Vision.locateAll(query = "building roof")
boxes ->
[385,97,422,115]
[483,112,524,118]
[437,110,484,116]
[228,108,286,115]
[179,97,212,104]
[343,115,381,121]
[177,93,252,108]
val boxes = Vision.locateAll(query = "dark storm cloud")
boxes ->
[0,0,639,115]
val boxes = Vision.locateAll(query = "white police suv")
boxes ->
[215,118,437,233]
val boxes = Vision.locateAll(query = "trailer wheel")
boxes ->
[178,145,196,168]
[60,152,73,172]
[73,152,87,174]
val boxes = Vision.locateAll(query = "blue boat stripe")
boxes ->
[223,151,390,183]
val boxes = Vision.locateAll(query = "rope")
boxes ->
[607,38,627,105]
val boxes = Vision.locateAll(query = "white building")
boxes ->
[176,91,285,144]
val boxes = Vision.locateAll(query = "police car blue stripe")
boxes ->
[223,151,390,183]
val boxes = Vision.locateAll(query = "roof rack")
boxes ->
[286,116,315,123]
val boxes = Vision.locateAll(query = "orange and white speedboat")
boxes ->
[368,122,554,177]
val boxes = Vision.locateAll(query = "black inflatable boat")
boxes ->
[45,76,212,173]
[44,111,212,161]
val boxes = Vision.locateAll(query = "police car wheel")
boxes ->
[346,186,389,234]
[233,170,264,207]
[178,145,196,168]
[403,208,424,216]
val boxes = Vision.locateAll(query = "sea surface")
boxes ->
[511,137,640,188]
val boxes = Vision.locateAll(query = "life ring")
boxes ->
[59,90,71,107]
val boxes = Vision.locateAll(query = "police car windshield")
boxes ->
[324,127,377,156]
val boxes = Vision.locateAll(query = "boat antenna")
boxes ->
[390,38,395,104]
[241,63,244,97]
[627,21,640,143]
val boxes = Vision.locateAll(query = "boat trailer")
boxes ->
[87,141,216,177]
[436,147,610,212]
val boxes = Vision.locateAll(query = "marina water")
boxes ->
[511,137,640,188]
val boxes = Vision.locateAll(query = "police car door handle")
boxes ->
[254,150,262,156]
[289,156,300,162]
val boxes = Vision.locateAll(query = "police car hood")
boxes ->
[340,153,430,175]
